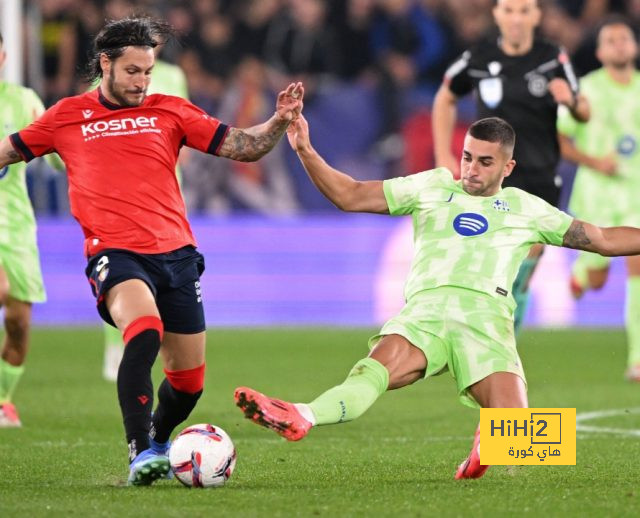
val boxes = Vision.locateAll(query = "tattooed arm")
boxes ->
[218,82,304,162]
[562,219,640,256]
[0,136,23,170]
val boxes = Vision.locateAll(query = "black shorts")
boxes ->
[502,169,561,207]
[85,245,206,334]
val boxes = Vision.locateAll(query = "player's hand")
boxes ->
[548,78,575,107]
[591,153,618,176]
[275,82,304,123]
[286,114,311,153]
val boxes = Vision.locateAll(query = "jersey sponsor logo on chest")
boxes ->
[80,115,160,139]
[618,135,637,156]
[453,212,489,236]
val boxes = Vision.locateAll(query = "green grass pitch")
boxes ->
[1,328,639,517]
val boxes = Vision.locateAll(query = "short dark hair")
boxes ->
[0,31,3,46]
[468,117,516,155]
[84,17,175,83]
[596,15,637,44]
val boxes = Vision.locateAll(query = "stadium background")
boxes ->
[2,0,639,328]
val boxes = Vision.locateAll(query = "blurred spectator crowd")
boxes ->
[16,0,640,214]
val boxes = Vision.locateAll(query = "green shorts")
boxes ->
[369,286,525,408]
[0,232,46,303]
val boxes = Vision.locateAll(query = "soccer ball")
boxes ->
[169,423,237,488]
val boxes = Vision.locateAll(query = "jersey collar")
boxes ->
[97,87,129,110]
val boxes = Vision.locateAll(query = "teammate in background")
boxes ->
[0,32,63,427]
[236,116,640,480]
[101,49,190,382]
[432,0,590,333]
[0,17,303,484]
[557,18,640,382]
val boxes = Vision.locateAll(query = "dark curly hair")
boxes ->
[84,17,175,83]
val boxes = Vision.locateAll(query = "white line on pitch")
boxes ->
[576,407,640,437]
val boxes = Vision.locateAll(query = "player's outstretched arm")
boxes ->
[218,82,304,162]
[562,219,640,256]
[432,83,460,177]
[288,115,389,214]
[0,136,23,170]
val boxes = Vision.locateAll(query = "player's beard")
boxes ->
[609,58,635,70]
[462,175,501,196]
[107,68,146,107]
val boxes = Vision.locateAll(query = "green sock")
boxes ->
[625,277,640,366]
[512,256,539,334]
[308,357,389,426]
[0,358,25,404]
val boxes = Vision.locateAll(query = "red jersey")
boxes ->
[10,88,229,256]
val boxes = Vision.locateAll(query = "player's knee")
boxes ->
[370,335,426,389]
[122,315,164,344]
[528,243,545,258]
[164,363,205,394]
[4,311,30,345]
[0,282,10,307]
[588,271,608,290]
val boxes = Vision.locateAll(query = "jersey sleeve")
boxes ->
[9,102,60,162]
[178,99,229,156]
[443,50,474,97]
[556,104,578,137]
[529,196,574,245]
[383,168,450,215]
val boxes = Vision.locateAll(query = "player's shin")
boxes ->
[308,357,389,425]
[150,364,204,445]
[0,358,24,403]
[512,256,539,333]
[117,316,163,461]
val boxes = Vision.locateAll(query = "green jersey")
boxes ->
[0,81,44,237]
[0,81,47,303]
[558,68,640,218]
[383,168,573,308]
[147,60,188,98]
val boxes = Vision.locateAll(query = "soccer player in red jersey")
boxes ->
[0,17,304,486]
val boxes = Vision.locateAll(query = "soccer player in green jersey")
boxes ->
[433,0,590,335]
[235,115,640,480]
[0,32,49,427]
[101,54,190,382]
[558,17,640,382]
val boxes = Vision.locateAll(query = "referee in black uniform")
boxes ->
[432,0,590,333]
